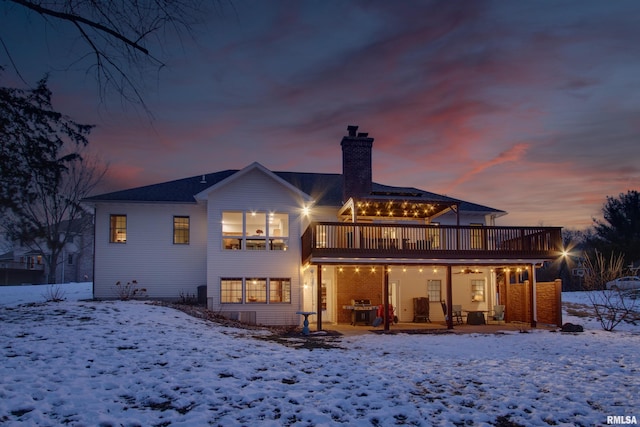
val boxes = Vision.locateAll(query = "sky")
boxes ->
[1,283,638,426]
[1,0,640,229]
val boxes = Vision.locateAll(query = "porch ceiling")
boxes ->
[338,196,457,221]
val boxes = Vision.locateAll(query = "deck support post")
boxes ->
[446,265,453,329]
[316,265,323,331]
[383,265,390,331]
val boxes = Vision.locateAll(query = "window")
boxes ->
[246,278,267,303]
[173,216,190,244]
[222,211,289,251]
[268,212,289,251]
[109,215,127,243]
[471,279,485,302]
[67,254,73,265]
[269,278,291,303]
[220,277,292,304]
[221,278,243,303]
[222,211,243,250]
[427,279,441,301]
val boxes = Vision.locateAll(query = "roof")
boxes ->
[84,169,505,215]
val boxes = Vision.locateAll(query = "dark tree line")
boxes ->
[0,74,104,283]
[546,190,640,291]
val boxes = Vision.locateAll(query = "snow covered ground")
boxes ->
[1,283,638,426]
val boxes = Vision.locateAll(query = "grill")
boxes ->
[342,299,377,326]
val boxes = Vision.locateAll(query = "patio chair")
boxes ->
[488,305,505,324]
[413,297,430,323]
[451,305,463,325]
[440,301,463,325]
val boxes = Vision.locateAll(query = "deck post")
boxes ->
[529,264,537,328]
[316,265,323,331]
[446,265,453,329]
[383,265,390,331]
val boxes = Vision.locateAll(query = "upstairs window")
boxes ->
[222,211,289,251]
[109,215,127,243]
[173,216,190,244]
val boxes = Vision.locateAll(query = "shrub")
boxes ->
[582,251,639,331]
[178,291,199,306]
[42,284,66,302]
[114,280,147,301]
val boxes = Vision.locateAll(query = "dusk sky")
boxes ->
[2,0,639,229]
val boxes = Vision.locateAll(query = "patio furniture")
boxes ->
[452,305,464,324]
[464,310,486,325]
[487,305,505,324]
[413,297,430,322]
[440,301,463,325]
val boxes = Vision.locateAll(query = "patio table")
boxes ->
[464,310,487,325]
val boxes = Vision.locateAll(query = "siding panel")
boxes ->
[205,168,307,325]
[94,203,207,299]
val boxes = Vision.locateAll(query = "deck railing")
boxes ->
[0,261,45,271]
[302,222,563,263]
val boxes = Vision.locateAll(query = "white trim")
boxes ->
[194,162,314,203]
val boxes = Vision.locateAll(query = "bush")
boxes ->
[582,251,639,331]
[178,291,199,306]
[114,280,147,301]
[42,284,66,302]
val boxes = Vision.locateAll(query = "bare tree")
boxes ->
[1,0,216,110]
[1,76,106,283]
[581,251,639,331]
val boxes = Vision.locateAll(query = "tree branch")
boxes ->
[9,0,150,55]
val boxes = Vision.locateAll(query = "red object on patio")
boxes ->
[377,304,394,321]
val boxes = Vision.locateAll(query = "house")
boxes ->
[84,126,563,329]
[0,216,94,286]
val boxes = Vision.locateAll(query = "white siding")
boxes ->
[94,202,207,299]
[204,168,307,326]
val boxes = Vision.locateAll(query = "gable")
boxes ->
[194,162,313,204]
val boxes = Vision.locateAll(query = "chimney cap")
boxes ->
[347,125,358,136]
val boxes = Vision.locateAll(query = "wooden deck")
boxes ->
[302,222,563,264]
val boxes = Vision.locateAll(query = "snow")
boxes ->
[1,284,638,426]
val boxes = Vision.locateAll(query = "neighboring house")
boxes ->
[0,250,45,286]
[0,216,94,286]
[84,126,563,328]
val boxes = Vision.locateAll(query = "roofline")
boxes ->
[194,162,314,202]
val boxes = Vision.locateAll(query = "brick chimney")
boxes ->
[341,125,374,202]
